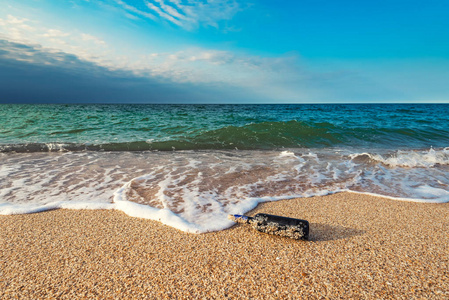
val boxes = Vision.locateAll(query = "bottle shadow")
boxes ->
[308,223,365,242]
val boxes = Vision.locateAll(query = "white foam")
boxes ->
[347,190,449,204]
[351,148,449,168]
[114,199,204,233]
[279,150,296,158]
[113,179,235,233]
[1,149,448,233]
[45,143,70,152]
[0,201,115,215]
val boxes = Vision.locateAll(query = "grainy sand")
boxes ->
[1,192,448,299]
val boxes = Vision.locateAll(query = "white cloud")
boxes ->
[1,14,27,25]
[0,15,111,64]
[42,29,70,38]
[114,0,158,21]
[153,0,189,21]
[0,14,295,85]
[116,0,241,30]
[145,1,183,26]
[81,33,106,45]
[0,15,36,41]
[0,14,318,101]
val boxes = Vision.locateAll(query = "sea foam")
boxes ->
[1,149,449,233]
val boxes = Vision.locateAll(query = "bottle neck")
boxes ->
[229,214,253,224]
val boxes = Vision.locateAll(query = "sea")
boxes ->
[1,104,448,233]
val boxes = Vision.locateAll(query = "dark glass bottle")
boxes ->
[229,213,309,240]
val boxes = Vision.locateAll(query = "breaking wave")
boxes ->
[2,120,449,152]
[1,148,448,233]
[350,148,449,167]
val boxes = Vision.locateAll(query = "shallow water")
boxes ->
[1,148,448,233]
[1,104,448,232]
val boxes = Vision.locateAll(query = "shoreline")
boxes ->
[1,192,448,299]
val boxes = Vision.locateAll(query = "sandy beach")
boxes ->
[1,192,448,299]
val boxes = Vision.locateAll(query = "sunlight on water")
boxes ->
[1,104,448,232]
[1,148,448,232]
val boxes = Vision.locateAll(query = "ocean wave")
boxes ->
[350,148,449,168]
[4,119,449,152]
[1,149,448,233]
[2,117,449,153]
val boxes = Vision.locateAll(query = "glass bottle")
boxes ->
[229,213,309,240]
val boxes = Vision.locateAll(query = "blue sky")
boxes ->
[1,0,448,103]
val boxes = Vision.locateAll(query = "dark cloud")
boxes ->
[0,40,258,104]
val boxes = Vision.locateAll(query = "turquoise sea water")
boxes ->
[1,104,448,232]
[1,104,449,151]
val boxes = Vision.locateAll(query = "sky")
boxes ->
[0,0,448,103]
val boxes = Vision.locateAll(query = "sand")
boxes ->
[1,192,448,299]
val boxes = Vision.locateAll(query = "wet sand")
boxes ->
[1,192,448,299]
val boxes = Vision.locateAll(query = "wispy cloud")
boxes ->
[0,15,36,41]
[113,0,158,21]
[81,33,106,45]
[42,29,70,38]
[1,13,372,102]
[0,40,214,103]
[145,1,183,27]
[114,0,241,30]
[0,14,300,91]
[0,15,111,64]
[0,40,99,71]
